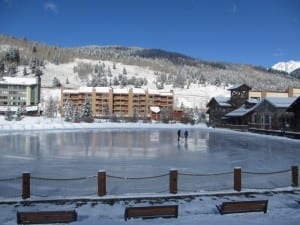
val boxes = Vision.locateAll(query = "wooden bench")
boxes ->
[216,200,268,215]
[17,210,77,224]
[124,205,178,221]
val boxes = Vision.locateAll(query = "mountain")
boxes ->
[272,60,300,74]
[1,34,300,109]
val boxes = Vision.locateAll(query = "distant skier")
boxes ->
[177,129,181,142]
[184,130,189,142]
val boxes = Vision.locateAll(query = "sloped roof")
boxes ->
[287,96,300,112]
[265,97,297,108]
[247,98,259,104]
[225,104,257,117]
[228,84,251,91]
[0,76,37,86]
[214,96,232,107]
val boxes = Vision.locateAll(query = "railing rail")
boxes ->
[0,166,298,199]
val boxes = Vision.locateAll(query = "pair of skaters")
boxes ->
[177,129,188,142]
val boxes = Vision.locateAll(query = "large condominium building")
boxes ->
[61,87,174,118]
[0,76,41,112]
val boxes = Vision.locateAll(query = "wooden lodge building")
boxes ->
[206,84,251,125]
[206,84,300,131]
[250,97,297,130]
[287,96,300,131]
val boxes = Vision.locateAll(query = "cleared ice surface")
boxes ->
[0,127,300,197]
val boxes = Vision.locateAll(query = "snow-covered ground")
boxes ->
[1,190,300,225]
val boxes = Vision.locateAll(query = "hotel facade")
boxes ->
[61,87,174,119]
[0,76,41,113]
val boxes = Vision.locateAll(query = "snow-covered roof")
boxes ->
[63,87,94,94]
[225,104,256,117]
[79,87,93,93]
[132,88,145,94]
[247,98,259,104]
[0,76,37,86]
[95,87,110,93]
[148,89,160,95]
[265,97,297,108]
[0,105,38,112]
[150,106,160,113]
[228,84,250,90]
[214,97,231,107]
[287,96,300,111]
[160,92,173,96]
[114,88,129,94]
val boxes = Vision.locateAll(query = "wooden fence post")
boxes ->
[22,172,30,199]
[234,167,241,192]
[98,170,106,196]
[292,166,298,187]
[169,169,178,194]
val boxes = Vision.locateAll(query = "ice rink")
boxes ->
[1,127,299,197]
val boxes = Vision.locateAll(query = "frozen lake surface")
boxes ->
[1,127,299,197]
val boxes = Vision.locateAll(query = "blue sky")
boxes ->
[0,0,299,67]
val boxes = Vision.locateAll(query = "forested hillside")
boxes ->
[1,34,299,91]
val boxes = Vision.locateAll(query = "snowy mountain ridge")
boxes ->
[272,60,300,74]
[1,34,300,109]
[29,59,231,109]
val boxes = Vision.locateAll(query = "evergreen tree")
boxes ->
[81,98,94,122]
[199,74,206,85]
[215,77,221,87]
[5,107,13,121]
[15,106,24,121]
[132,107,138,122]
[107,66,112,77]
[23,67,28,76]
[0,59,5,75]
[63,100,74,121]
[35,67,43,76]
[72,106,81,123]
[123,67,127,75]
[52,77,61,87]
[44,97,57,118]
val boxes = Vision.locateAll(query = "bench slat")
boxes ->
[217,200,268,215]
[124,205,178,221]
[17,210,77,224]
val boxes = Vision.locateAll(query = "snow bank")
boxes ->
[0,115,205,133]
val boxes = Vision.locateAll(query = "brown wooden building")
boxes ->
[287,96,300,131]
[206,84,251,125]
[206,96,233,125]
[251,97,297,130]
[224,99,258,125]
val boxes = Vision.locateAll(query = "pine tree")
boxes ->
[52,77,61,87]
[5,107,13,121]
[132,107,138,122]
[63,100,74,122]
[72,106,81,123]
[107,66,112,77]
[23,67,28,76]
[0,59,4,75]
[81,98,94,122]
[123,67,127,75]
[44,97,57,118]
[15,106,23,121]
